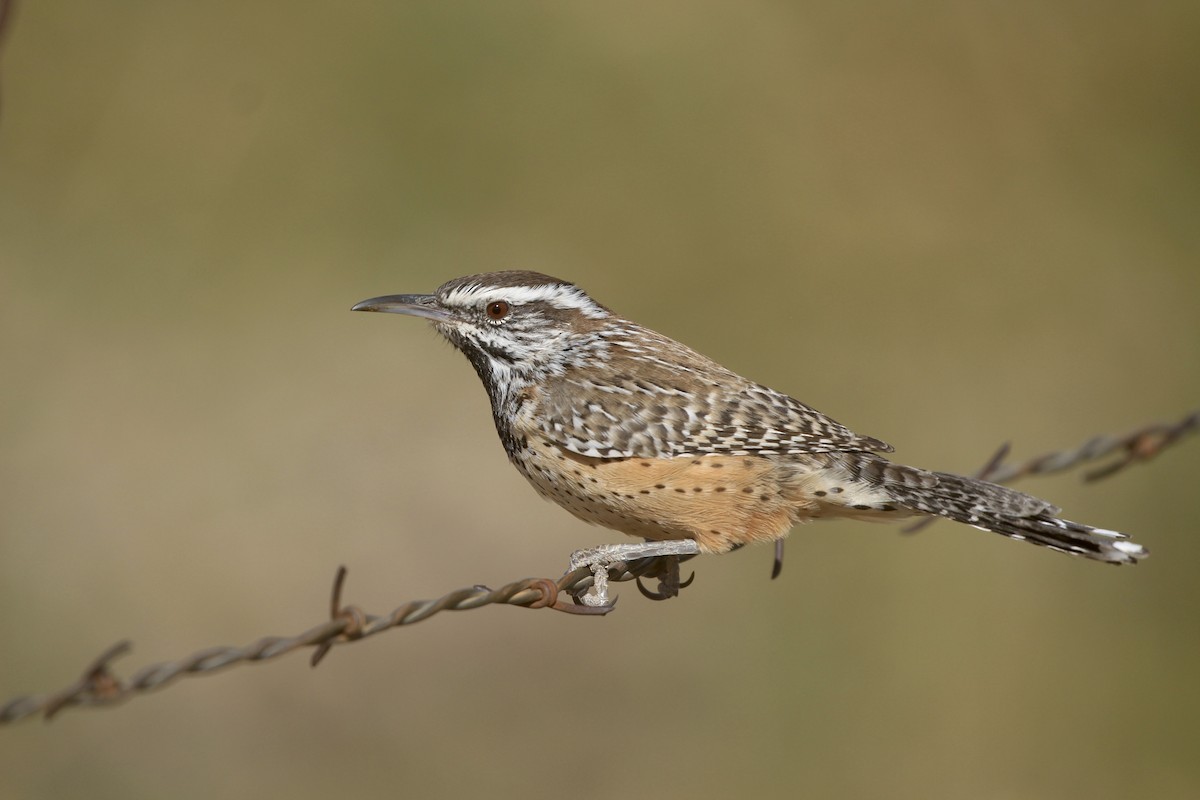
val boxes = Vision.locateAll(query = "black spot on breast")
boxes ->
[814,490,827,497]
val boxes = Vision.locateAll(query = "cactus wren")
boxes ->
[353,271,1146,602]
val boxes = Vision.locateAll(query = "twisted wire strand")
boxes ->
[982,409,1197,483]
[2,411,1194,725]
[0,557,685,725]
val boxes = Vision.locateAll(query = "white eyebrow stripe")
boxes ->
[442,283,609,318]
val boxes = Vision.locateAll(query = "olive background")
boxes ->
[1,3,1198,798]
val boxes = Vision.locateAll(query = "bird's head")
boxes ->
[353,271,613,391]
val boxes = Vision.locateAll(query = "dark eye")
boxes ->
[486,300,511,321]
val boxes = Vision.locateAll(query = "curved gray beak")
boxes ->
[351,294,451,322]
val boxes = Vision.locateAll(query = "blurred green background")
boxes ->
[2,2,1198,798]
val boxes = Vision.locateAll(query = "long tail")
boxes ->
[849,456,1148,564]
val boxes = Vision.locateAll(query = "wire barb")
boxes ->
[42,640,131,720]
[310,566,366,667]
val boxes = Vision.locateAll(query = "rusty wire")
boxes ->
[0,556,689,725]
[983,409,1196,483]
[2,411,1195,726]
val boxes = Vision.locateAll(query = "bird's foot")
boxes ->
[567,540,700,607]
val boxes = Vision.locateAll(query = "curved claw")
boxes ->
[679,571,696,589]
[553,596,617,615]
[633,575,672,599]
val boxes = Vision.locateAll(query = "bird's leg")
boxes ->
[568,540,701,607]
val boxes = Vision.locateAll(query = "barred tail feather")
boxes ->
[881,466,1148,564]
[958,512,1147,564]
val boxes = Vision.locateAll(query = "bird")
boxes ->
[353,271,1146,602]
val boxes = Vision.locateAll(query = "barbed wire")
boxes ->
[0,556,691,725]
[2,410,1194,726]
